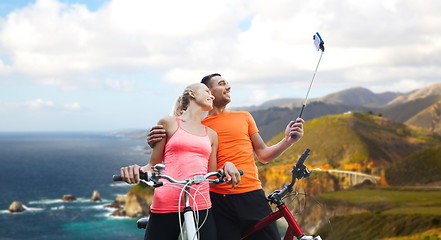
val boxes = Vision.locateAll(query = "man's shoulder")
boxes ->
[203,110,248,118]
[231,111,254,120]
[226,110,252,117]
[229,110,250,114]
[209,111,251,119]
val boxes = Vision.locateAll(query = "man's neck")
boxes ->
[208,105,228,115]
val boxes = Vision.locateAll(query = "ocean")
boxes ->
[0,132,149,240]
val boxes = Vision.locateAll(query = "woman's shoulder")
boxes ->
[207,127,218,144]
[157,116,177,126]
[207,127,217,137]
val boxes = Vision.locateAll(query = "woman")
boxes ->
[120,83,240,240]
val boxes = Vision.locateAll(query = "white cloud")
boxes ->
[248,89,268,104]
[0,59,13,75]
[0,0,439,95]
[161,0,441,93]
[3,99,82,112]
[104,78,136,92]
[0,0,440,132]
[26,98,55,109]
[64,102,81,110]
[244,87,284,106]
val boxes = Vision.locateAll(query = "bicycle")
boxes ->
[113,164,243,240]
[240,148,323,240]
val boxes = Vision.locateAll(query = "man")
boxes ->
[147,73,304,240]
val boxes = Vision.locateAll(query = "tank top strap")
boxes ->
[205,126,208,135]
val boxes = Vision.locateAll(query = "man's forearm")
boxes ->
[255,138,292,164]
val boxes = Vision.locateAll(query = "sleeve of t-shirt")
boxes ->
[246,112,259,136]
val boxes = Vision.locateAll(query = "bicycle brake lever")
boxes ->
[300,235,322,240]
[140,179,155,187]
[140,178,163,187]
[215,169,227,183]
[266,190,280,203]
[304,168,322,178]
[303,167,311,178]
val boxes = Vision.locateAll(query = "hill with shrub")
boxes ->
[260,112,441,174]
[385,144,441,185]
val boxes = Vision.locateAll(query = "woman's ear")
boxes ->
[188,90,196,98]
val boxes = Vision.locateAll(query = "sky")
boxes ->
[0,0,440,132]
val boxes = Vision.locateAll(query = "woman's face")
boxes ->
[193,84,214,111]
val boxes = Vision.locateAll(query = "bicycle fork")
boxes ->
[277,204,322,240]
[182,185,198,240]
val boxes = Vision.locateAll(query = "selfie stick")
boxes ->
[298,32,325,119]
[292,32,325,138]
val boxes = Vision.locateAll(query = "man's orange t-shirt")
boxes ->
[202,111,262,194]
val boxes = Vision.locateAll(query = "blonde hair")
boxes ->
[171,83,202,117]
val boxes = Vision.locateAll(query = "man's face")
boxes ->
[208,76,231,107]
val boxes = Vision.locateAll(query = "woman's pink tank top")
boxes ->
[150,117,212,213]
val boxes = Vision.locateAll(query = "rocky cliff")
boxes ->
[109,184,154,218]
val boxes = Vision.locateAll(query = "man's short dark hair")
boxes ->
[201,73,221,87]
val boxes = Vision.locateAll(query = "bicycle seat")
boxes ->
[137,217,149,229]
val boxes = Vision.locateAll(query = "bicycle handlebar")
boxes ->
[295,148,310,169]
[112,173,148,182]
[270,149,314,201]
[113,167,244,187]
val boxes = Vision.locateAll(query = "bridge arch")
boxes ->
[324,169,380,188]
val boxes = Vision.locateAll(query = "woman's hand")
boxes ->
[120,164,143,184]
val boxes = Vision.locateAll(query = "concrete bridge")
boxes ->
[324,169,381,186]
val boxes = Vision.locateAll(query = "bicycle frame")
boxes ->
[114,164,241,240]
[241,203,303,240]
[241,149,322,240]
[136,181,202,240]
[144,165,211,240]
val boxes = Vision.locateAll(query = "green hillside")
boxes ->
[262,112,441,172]
[316,188,441,240]
[406,99,441,135]
[251,102,378,142]
[386,144,441,185]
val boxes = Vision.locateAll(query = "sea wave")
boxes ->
[95,206,118,218]
[28,199,63,205]
[100,198,112,203]
[50,205,65,210]
[106,213,132,219]
[0,209,12,214]
[0,205,44,214]
[23,205,44,211]
[75,197,91,203]
[28,197,109,207]
[90,203,108,209]
[110,182,132,187]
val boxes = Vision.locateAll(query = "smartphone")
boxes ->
[313,32,324,52]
